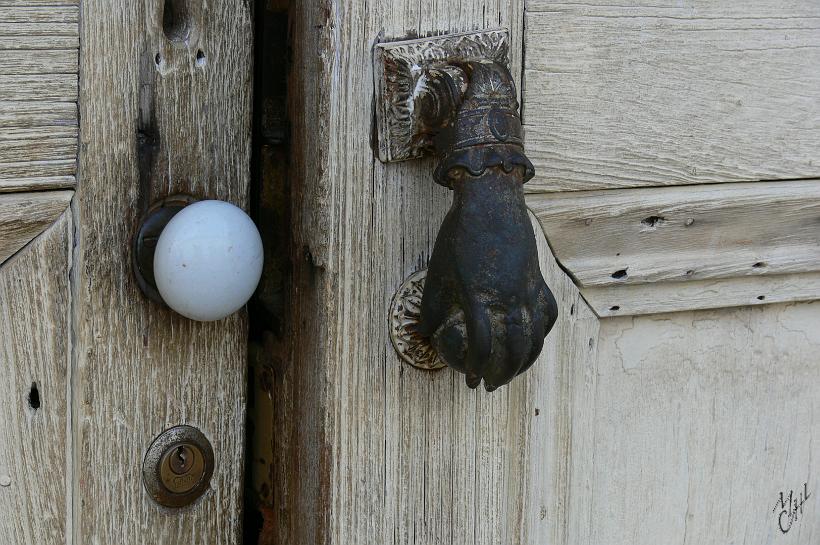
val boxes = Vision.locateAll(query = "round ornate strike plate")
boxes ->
[389,269,446,371]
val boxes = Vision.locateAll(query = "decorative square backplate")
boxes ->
[373,29,509,163]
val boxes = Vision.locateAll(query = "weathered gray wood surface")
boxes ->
[0,75,77,101]
[0,2,78,192]
[583,271,820,317]
[529,179,820,315]
[521,0,820,192]
[0,190,71,266]
[531,180,820,288]
[0,211,71,545]
[589,302,820,543]
[522,1,820,316]
[277,2,820,544]
[0,50,78,74]
[274,2,606,544]
[74,2,252,544]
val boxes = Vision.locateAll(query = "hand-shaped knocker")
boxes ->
[414,60,558,391]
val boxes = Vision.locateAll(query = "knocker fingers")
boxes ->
[486,306,529,391]
[463,297,493,389]
[517,303,547,378]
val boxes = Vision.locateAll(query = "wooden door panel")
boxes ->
[0,2,816,544]
[276,3,607,544]
[522,1,820,193]
[0,4,78,544]
[0,211,71,545]
[529,180,820,315]
[522,1,820,317]
[74,2,252,543]
[0,1,78,193]
[517,3,820,543]
[587,304,820,543]
[282,2,820,544]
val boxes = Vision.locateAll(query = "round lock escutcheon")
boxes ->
[142,425,214,508]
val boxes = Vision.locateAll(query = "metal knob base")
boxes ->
[133,194,197,306]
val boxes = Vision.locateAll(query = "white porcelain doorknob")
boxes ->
[150,200,263,321]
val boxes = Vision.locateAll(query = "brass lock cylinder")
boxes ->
[142,425,215,508]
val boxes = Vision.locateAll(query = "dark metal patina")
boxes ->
[132,193,196,305]
[411,59,558,391]
[142,425,215,508]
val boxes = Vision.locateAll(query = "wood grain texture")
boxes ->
[0,138,77,163]
[0,2,79,193]
[0,5,76,22]
[0,22,76,37]
[276,3,604,544]
[528,179,820,316]
[0,102,76,128]
[587,302,820,543]
[0,176,75,193]
[0,126,77,141]
[75,2,252,544]
[584,271,820,317]
[0,190,72,266]
[0,50,78,75]
[0,75,78,101]
[0,211,71,545]
[0,159,74,178]
[519,214,600,545]
[0,0,77,5]
[0,150,76,188]
[521,1,820,192]
[529,180,820,287]
[0,34,78,49]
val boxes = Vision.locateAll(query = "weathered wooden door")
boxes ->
[272,1,820,544]
[1,2,251,543]
[3,1,820,545]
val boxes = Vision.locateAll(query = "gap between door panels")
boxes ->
[245,1,291,544]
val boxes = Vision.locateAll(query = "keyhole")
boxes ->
[169,444,194,474]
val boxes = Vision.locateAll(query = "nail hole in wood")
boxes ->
[28,383,40,410]
[611,269,628,280]
[196,49,206,66]
[757,295,766,301]
[685,269,695,276]
[534,408,540,416]
[753,262,767,269]
[641,215,665,228]
[570,304,576,316]
[162,0,192,42]
[609,305,620,312]
[155,53,162,65]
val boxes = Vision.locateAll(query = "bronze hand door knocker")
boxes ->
[375,30,558,391]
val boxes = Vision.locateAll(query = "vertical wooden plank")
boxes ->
[0,212,71,545]
[76,3,252,544]
[276,2,603,544]
[516,213,600,545]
